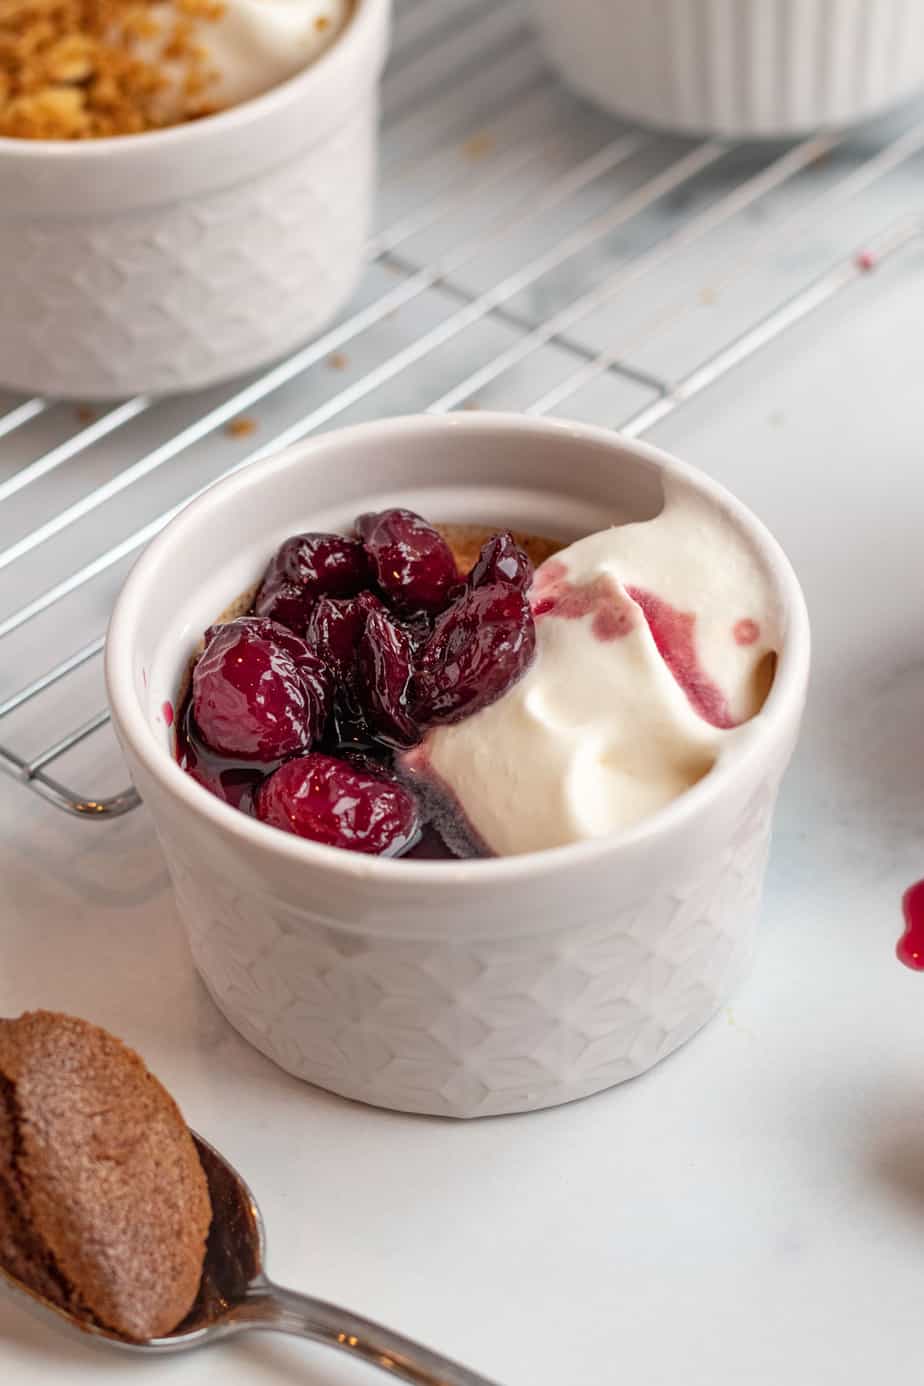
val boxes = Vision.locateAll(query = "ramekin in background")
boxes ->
[526,0,924,138]
[0,0,390,399]
[105,414,810,1119]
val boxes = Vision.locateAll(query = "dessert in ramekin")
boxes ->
[526,0,924,138]
[0,0,390,397]
[106,413,810,1117]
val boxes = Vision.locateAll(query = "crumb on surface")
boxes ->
[0,0,228,140]
[326,352,348,370]
[462,131,494,160]
[75,404,95,424]
[226,416,256,438]
[855,249,877,273]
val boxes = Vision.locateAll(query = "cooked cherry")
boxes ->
[356,607,419,746]
[176,701,269,813]
[356,508,458,614]
[193,618,330,759]
[397,609,435,653]
[304,591,381,682]
[469,530,532,592]
[414,582,536,725]
[255,753,420,856]
[255,533,371,630]
[208,615,331,738]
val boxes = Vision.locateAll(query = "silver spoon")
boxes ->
[1,1133,501,1386]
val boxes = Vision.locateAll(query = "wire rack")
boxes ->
[2,0,923,821]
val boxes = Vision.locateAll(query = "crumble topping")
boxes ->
[0,0,226,139]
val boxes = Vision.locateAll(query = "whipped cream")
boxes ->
[150,0,349,116]
[415,485,779,856]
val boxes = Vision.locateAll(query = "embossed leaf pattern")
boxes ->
[170,784,778,1116]
[0,111,371,396]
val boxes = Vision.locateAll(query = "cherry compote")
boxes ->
[176,515,537,859]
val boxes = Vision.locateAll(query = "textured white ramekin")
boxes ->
[105,414,810,1118]
[526,0,924,137]
[0,0,390,399]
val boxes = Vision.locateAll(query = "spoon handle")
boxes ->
[237,1279,502,1386]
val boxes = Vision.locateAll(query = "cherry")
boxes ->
[255,753,420,856]
[193,618,330,760]
[304,592,381,683]
[255,533,371,630]
[356,607,419,747]
[207,615,331,739]
[469,530,532,592]
[175,700,269,813]
[414,582,536,725]
[396,608,435,653]
[356,508,458,614]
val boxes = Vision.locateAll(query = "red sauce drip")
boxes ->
[898,879,924,970]
[530,566,634,642]
[162,700,174,727]
[593,603,634,641]
[532,559,567,592]
[625,587,736,730]
[531,563,737,728]
[733,618,760,647]
[856,249,877,273]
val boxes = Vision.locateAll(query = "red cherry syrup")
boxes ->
[898,879,924,971]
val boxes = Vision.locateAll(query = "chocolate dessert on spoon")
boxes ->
[0,1011,498,1386]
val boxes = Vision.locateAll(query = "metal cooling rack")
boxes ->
[2,0,923,821]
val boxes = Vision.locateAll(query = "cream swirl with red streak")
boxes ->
[414,483,779,856]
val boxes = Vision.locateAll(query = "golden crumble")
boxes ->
[0,0,227,139]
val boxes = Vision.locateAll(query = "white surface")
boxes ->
[3,0,924,1379]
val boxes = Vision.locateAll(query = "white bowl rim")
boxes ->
[105,411,811,886]
[0,0,379,160]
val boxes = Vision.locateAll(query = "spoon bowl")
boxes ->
[1,1133,499,1386]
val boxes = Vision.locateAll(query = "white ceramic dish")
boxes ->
[526,0,924,138]
[0,0,390,400]
[105,413,810,1118]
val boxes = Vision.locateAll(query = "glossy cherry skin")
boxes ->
[193,617,331,760]
[468,530,533,593]
[255,753,420,856]
[414,582,536,725]
[255,533,371,630]
[356,607,420,747]
[356,508,458,614]
[304,591,382,682]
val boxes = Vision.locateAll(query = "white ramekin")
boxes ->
[527,0,924,138]
[0,0,390,399]
[105,414,810,1118]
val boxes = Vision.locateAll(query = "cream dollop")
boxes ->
[416,485,779,856]
[149,0,349,116]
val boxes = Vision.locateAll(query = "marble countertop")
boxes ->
[4,4,924,1382]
